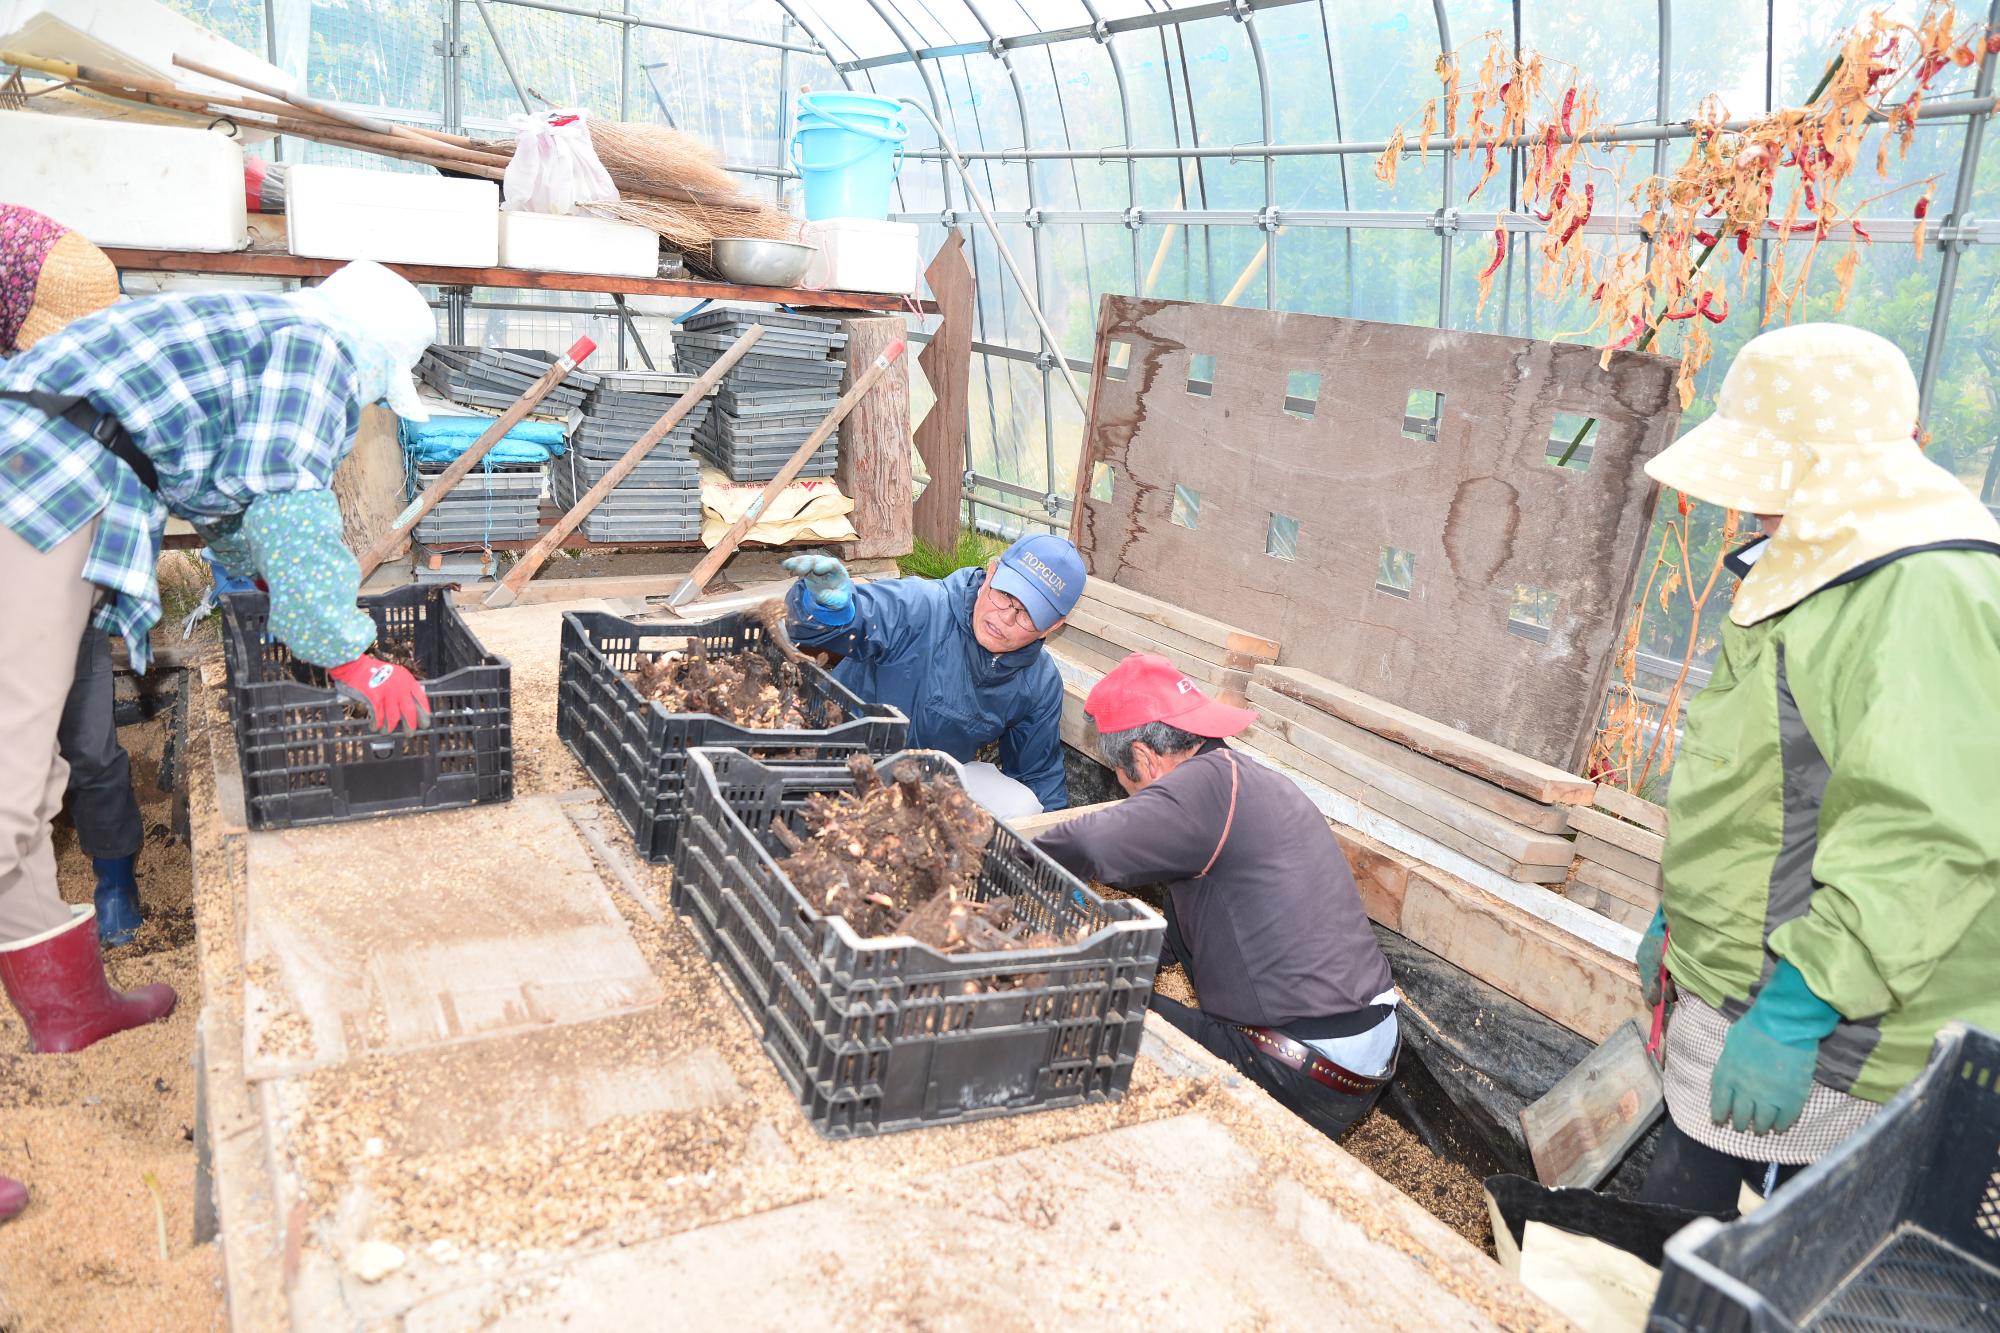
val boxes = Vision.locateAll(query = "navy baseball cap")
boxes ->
[989,533,1084,630]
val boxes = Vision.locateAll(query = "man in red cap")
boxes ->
[1034,654,1399,1139]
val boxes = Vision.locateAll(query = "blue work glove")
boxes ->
[783,554,852,612]
[1710,959,1841,1135]
[1637,905,1667,1006]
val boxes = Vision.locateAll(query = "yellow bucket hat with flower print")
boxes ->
[1645,322,2000,626]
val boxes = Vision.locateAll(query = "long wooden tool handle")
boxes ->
[356,335,596,583]
[671,340,908,608]
[172,54,412,141]
[483,326,766,608]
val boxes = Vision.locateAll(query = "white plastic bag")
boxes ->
[502,110,618,215]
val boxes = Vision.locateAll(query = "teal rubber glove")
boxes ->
[1637,904,1667,1006]
[1710,959,1841,1135]
[783,554,852,612]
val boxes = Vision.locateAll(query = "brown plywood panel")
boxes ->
[912,232,974,552]
[1073,297,1682,770]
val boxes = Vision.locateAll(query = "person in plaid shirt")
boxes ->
[0,239,436,1226]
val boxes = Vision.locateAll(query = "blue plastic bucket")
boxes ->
[790,92,908,221]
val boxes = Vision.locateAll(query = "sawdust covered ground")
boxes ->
[0,709,225,1331]
[1154,963,1493,1253]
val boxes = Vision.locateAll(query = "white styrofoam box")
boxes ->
[286,165,499,268]
[0,110,247,251]
[498,211,660,278]
[801,218,920,295]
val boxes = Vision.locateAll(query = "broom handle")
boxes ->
[173,55,456,148]
[482,327,766,609]
[669,341,907,609]
[357,336,596,583]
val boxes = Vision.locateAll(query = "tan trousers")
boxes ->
[0,521,98,941]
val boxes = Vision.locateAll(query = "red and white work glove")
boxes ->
[326,655,433,733]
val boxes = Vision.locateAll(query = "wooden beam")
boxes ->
[1008,800,1117,838]
[101,246,936,313]
[1246,682,1571,835]
[835,314,914,560]
[1069,599,1276,674]
[1242,726,1570,884]
[1083,576,1281,659]
[1052,623,1249,700]
[1571,833,1663,889]
[911,233,973,553]
[1593,785,1669,835]
[1564,806,1667,863]
[331,406,408,563]
[1571,857,1662,912]
[1254,665,1598,806]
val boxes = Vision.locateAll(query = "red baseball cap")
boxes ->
[1085,653,1257,738]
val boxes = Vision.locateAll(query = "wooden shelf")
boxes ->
[102,247,935,315]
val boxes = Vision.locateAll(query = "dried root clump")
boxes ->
[775,756,1070,957]
[625,637,840,729]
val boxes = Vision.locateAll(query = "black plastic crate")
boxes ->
[556,610,906,862]
[1650,1023,2000,1332]
[218,585,512,830]
[673,747,1165,1138]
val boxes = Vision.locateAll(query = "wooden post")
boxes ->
[835,313,913,560]
[912,232,973,553]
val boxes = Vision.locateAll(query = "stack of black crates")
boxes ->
[552,369,713,542]
[674,309,847,482]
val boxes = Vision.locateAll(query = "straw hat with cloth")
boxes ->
[1645,322,2000,624]
[0,205,121,354]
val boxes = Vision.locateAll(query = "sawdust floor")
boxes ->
[1153,962,1493,1253]
[0,713,225,1332]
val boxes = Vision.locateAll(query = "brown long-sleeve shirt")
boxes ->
[1034,742,1392,1030]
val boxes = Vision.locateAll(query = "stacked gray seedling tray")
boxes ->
[675,311,847,483]
[411,459,545,545]
[416,345,596,422]
[673,748,1166,1138]
[557,371,712,542]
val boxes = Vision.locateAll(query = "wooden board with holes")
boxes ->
[1242,726,1569,884]
[240,796,663,1081]
[1254,665,1597,806]
[1245,682,1571,834]
[1572,833,1664,889]
[1070,297,1681,771]
[1565,805,1668,863]
[1593,784,1669,834]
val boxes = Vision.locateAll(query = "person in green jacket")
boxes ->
[1633,322,2000,1213]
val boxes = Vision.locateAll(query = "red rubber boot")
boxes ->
[0,1175,24,1222]
[0,907,177,1054]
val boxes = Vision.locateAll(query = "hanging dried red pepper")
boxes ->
[1697,291,1728,323]
[1610,314,1646,350]
[1559,86,1576,137]
[1536,176,1570,223]
[1557,183,1595,245]
[1479,224,1508,280]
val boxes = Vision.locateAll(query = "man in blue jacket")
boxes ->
[783,534,1084,816]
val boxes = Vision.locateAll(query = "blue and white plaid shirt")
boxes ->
[0,291,359,670]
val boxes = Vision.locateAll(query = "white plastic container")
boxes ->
[498,211,660,278]
[285,165,499,267]
[0,110,247,251]
[801,218,920,295]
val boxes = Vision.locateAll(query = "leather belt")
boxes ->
[1241,1024,1392,1098]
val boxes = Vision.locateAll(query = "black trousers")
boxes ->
[58,630,142,861]
[1638,1115,1806,1214]
[1151,899,1384,1141]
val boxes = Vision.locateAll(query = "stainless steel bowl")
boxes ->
[711,237,817,288]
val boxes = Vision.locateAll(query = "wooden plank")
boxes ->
[1572,856,1662,911]
[1082,576,1281,659]
[1009,800,1117,838]
[1068,601,1273,676]
[1242,726,1569,884]
[1244,713,1574,867]
[331,406,409,562]
[102,246,936,313]
[1255,665,1597,806]
[1052,621,1250,699]
[836,314,913,560]
[911,232,973,553]
[1048,634,1128,682]
[1073,296,1681,770]
[1572,833,1663,889]
[1245,681,1571,834]
[1060,680,1104,763]
[1593,784,1669,835]
[1330,825,1646,1043]
[1565,805,1668,863]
